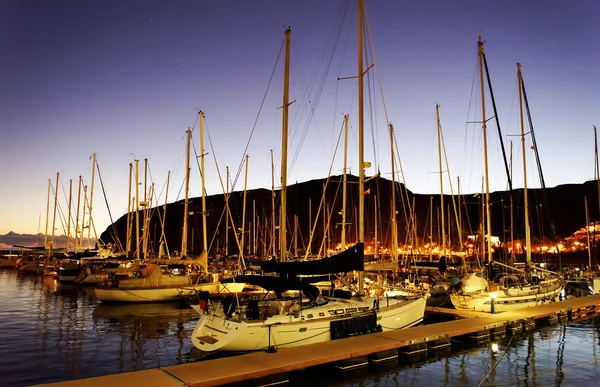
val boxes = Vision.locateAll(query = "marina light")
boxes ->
[491,343,499,353]
[490,292,497,314]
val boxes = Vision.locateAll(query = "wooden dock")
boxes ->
[35,295,600,387]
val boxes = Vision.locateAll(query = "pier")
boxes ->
[36,295,600,387]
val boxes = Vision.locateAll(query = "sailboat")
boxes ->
[95,126,244,303]
[191,1,426,352]
[449,36,563,313]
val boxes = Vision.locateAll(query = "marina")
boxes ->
[2,1,599,387]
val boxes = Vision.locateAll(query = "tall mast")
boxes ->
[75,176,82,253]
[51,172,59,253]
[389,123,398,263]
[585,197,592,270]
[478,33,493,264]
[66,179,72,253]
[509,141,514,264]
[225,165,229,256]
[436,104,446,256]
[342,114,349,248]
[181,128,191,257]
[429,196,433,261]
[135,160,140,261]
[241,154,249,259]
[159,171,171,258]
[280,27,291,262]
[126,163,132,257]
[270,151,275,258]
[141,158,148,256]
[595,126,599,218]
[87,153,96,250]
[357,0,365,295]
[517,62,532,265]
[199,111,208,255]
[44,178,50,249]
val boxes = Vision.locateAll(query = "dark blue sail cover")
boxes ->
[260,242,364,276]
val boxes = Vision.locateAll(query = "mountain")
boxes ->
[0,232,96,249]
[98,174,599,259]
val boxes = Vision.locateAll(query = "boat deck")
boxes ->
[35,295,600,387]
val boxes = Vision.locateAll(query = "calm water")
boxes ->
[1,269,599,387]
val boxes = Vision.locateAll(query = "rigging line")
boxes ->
[230,33,285,192]
[462,52,480,193]
[440,121,463,248]
[95,159,124,253]
[332,1,352,151]
[303,118,345,260]
[204,117,242,255]
[290,0,349,141]
[290,4,348,174]
[363,3,389,126]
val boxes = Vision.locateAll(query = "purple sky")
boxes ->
[1,1,598,235]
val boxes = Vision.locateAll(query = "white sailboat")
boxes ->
[191,2,426,352]
[95,127,244,303]
[449,36,563,313]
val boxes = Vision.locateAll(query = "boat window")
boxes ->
[307,314,313,318]
[345,308,357,313]
[299,327,307,333]
[319,312,325,317]
[328,310,334,315]
[335,309,345,315]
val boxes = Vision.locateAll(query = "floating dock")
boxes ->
[36,295,600,387]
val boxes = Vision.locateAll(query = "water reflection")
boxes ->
[0,271,201,387]
[330,318,600,387]
[3,269,600,387]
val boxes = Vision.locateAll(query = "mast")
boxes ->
[181,128,191,257]
[342,114,349,249]
[159,171,170,258]
[357,0,365,295]
[141,158,149,257]
[199,111,208,256]
[126,163,132,257]
[75,176,82,253]
[87,153,96,250]
[280,27,291,262]
[135,160,140,261]
[436,104,446,256]
[478,33,493,264]
[509,140,515,264]
[585,197,592,270]
[226,165,229,256]
[241,154,249,260]
[66,179,72,253]
[517,62,532,265]
[429,196,433,261]
[594,125,600,220]
[44,178,50,249]
[389,123,398,264]
[373,195,378,259]
[50,172,59,254]
[270,152,275,258]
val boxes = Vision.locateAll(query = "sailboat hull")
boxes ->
[191,296,426,352]
[450,277,563,313]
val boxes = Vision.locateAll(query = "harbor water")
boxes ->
[1,269,599,387]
